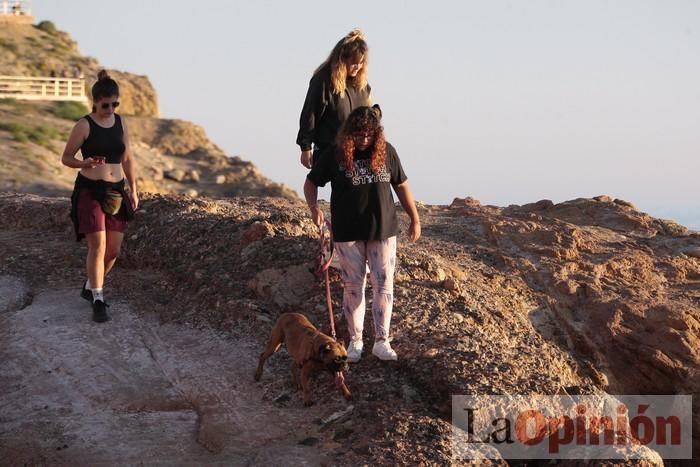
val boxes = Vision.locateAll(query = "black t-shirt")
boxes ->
[307,142,407,242]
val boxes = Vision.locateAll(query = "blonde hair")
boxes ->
[314,29,369,95]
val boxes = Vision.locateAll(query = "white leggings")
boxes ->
[334,236,397,341]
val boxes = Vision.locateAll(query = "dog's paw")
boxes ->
[343,392,352,401]
[303,399,315,407]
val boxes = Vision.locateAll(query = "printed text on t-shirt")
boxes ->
[344,159,390,185]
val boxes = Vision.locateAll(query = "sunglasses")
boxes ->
[100,101,120,110]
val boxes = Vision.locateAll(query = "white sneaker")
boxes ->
[347,338,363,363]
[372,340,398,361]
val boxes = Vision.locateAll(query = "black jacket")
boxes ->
[296,64,371,151]
[70,173,134,241]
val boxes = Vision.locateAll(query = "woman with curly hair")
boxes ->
[297,29,372,169]
[304,105,420,362]
[61,70,138,323]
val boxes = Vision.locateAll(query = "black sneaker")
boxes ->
[81,282,93,302]
[92,300,110,323]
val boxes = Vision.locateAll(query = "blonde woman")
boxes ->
[297,29,372,169]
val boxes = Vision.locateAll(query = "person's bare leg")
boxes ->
[86,230,111,321]
[85,231,106,289]
[104,231,124,277]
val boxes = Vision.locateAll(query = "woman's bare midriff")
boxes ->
[80,163,124,182]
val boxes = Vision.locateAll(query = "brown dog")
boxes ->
[254,312,351,406]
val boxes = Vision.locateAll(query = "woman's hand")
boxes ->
[393,181,421,243]
[407,219,421,242]
[130,191,139,210]
[300,150,313,169]
[82,157,106,169]
[309,205,324,226]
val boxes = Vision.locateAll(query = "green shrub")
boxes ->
[0,38,19,53]
[50,42,70,54]
[36,20,58,35]
[50,101,88,121]
[0,122,62,148]
[27,125,62,147]
[0,122,30,143]
[0,98,29,115]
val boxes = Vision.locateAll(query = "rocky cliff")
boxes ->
[1,17,697,467]
[0,22,296,200]
[0,21,158,117]
[1,192,697,465]
[0,99,296,199]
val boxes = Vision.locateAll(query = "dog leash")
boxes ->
[318,221,346,390]
[318,220,336,340]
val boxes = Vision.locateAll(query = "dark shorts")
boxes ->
[77,189,127,235]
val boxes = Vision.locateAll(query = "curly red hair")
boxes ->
[337,106,386,173]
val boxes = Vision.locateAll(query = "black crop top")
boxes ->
[80,114,126,164]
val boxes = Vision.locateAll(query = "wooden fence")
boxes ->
[0,75,87,102]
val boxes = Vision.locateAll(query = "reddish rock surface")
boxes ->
[1,192,697,465]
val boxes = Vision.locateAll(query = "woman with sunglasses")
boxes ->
[304,105,421,362]
[61,70,138,323]
[297,29,372,169]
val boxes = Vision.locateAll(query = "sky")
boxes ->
[32,0,699,229]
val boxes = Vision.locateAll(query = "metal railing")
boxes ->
[0,75,87,102]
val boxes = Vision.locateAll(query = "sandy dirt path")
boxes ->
[0,277,349,466]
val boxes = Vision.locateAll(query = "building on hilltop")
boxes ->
[0,2,87,103]
[0,0,33,24]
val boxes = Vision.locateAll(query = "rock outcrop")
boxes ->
[0,100,295,199]
[2,15,697,467]
[1,192,697,464]
[0,22,159,116]
[0,20,296,201]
